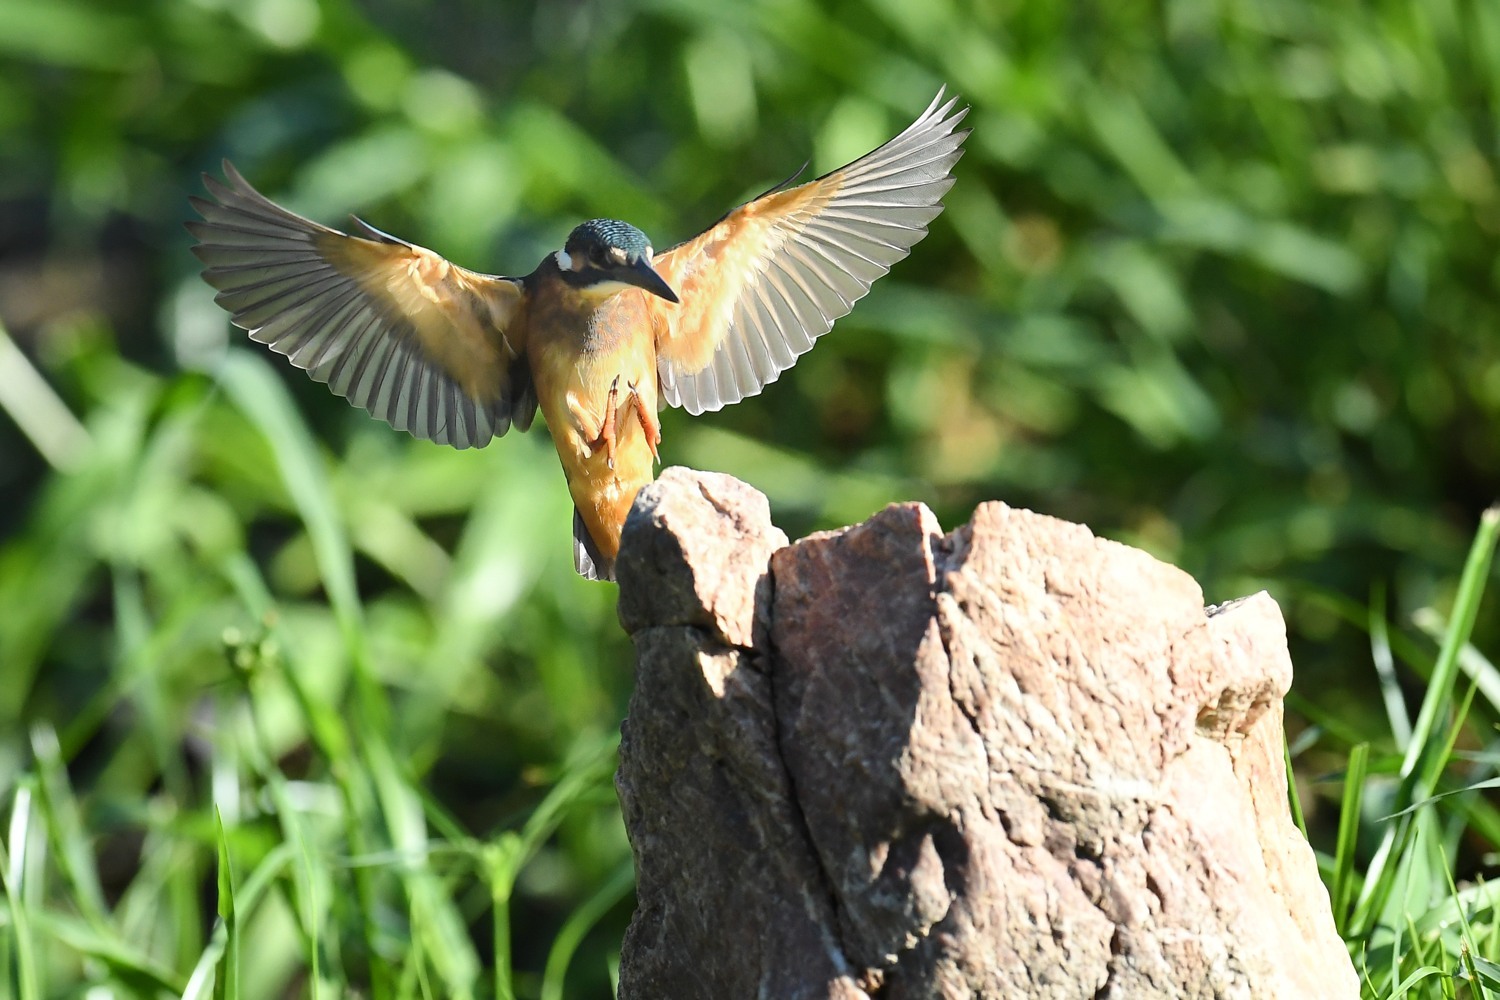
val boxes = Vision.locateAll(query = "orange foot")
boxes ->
[587,376,622,470]
[627,380,661,464]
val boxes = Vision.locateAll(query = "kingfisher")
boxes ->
[190,89,968,581]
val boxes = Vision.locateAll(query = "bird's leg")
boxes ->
[580,376,621,470]
[626,379,661,464]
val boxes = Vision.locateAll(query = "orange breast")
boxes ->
[528,282,662,565]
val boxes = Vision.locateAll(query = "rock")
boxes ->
[616,466,786,649]
[613,470,1358,1000]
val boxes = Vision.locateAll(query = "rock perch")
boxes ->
[614,467,1357,1000]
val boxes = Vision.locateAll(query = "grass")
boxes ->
[1,336,635,999]
[1324,505,1500,997]
[0,342,1497,998]
[5,0,1500,992]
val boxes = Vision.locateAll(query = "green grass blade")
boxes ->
[1467,953,1500,992]
[214,809,240,1000]
[1351,505,1500,937]
[1284,732,1308,840]
[485,735,620,999]
[1381,775,1500,821]
[216,350,365,651]
[218,351,425,1000]
[27,910,183,994]
[1387,964,1449,997]
[182,841,298,1000]
[0,318,91,470]
[1402,506,1500,787]
[1411,609,1500,721]
[1379,677,1487,827]
[27,723,107,927]
[361,736,480,998]
[235,658,339,998]
[516,737,619,861]
[1413,876,1500,936]
[181,924,228,1000]
[2,783,40,1000]
[1370,585,1413,750]
[485,835,522,1000]
[183,812,242,1000]
[540,860,634,1000]
[1333,741,1369,934]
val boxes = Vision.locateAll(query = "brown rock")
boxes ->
[616,466,786,649]
[614,470,1357,1000]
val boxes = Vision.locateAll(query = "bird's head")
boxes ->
[556,219,679,303]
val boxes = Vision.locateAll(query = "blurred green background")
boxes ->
[2,0,1499,995]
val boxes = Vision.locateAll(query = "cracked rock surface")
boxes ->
[614,467,1357,1000]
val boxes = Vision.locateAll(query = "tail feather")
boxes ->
[573,508,615,582]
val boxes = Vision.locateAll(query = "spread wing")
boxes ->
[188,161,533,449]
[649,88,969,414]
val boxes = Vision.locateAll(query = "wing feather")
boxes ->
[650,88,968,413]
[324,311,382,391]
[190,161,530,448]
[347,330,397,420]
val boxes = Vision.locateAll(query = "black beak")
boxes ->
[622,256,679,304]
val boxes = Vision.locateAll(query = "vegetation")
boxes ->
[1,0,1497,995]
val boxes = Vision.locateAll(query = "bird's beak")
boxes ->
[623,256,679,303]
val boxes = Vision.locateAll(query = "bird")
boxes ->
[189,89,968,581]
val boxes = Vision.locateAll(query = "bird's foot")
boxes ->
[586,376,621,470]
[627,380,661,464]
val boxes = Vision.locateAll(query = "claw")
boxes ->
[587,376,621,470]
[628,379,661,464]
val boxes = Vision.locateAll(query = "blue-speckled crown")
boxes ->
[565,218,653,260]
